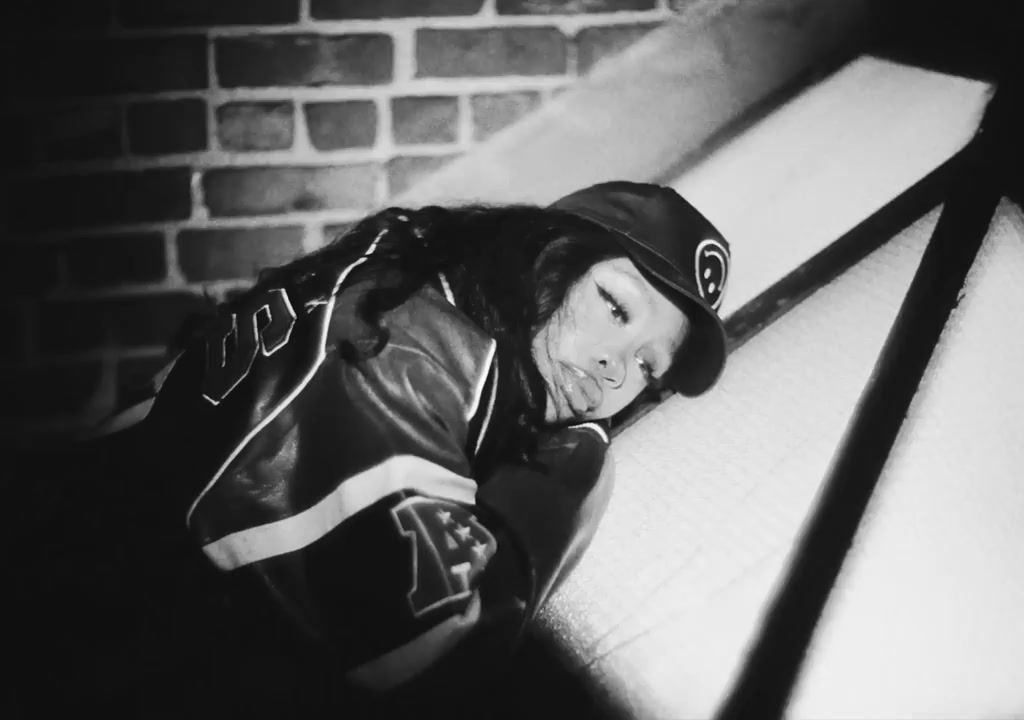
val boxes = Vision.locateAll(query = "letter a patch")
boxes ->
[391,496,497,618]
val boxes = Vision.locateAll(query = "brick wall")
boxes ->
[3,0,697,443]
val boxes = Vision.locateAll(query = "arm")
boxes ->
[139,280,613,695]
[365,423,614,712]
[304,344,613,693]
[476,422,615,619]
[341,420,614,694]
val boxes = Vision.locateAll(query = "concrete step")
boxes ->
[788,200,1024,719]
[535,55,998,719]
[543,203,936,720]
[671,54,992,320]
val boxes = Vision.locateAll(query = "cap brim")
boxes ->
[668,302,727,396]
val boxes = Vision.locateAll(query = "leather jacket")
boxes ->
[99,245,615,693]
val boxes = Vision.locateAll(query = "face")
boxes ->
[532,257,690,424]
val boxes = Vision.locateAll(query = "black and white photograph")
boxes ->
[4,0,1022,718]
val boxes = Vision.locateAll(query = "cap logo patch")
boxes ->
[695,238,729,310]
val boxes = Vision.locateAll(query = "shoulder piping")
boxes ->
[567,421,610,444]
[438,272,455,306]
[472,347,499,457]
[185,231,386,528]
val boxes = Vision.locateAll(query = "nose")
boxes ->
[597,355,625,389]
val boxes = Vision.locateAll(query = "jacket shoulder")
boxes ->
[331,281,498,414]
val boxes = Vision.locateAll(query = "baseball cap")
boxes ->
[549,181,730,396]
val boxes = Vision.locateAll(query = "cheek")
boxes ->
[533,310,574,378]
[531,324,555,376]
[544,306,581,361]
[564,303,612,356]
[597,379,645,418]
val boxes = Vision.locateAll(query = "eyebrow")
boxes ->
[627,265,673,319]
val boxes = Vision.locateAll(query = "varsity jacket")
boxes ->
[98,239,614,694]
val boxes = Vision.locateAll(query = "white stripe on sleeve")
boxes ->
[202,455,478,570]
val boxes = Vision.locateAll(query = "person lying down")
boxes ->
[9,181,730,718]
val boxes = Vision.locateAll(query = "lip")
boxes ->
[558,363,602,417]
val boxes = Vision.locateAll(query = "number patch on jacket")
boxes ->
[202,287,297,405]
[391,496,497,618]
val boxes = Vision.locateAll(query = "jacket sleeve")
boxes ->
[314,342,614,694]
[363,423,614,710]
[174,290,615,695]
[476,422,615,619]
[341,423,614,695]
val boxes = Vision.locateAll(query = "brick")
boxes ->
[35,105,123,162]
[118,0,299,27]
[471,91,541,140]
[177,226,305,281]
[216,35,393,88]
[416,27,567,77]
[387,155,458,196]
[1,0,114,35]
[37,292,209,353]
[1,244,60,298]
[217,102,294,152]
[2,363,103,418]
[203,165,380,217]
[6,36,208,98]
[65,232,167,288]
[311,0,484,19]
[392,96,459,145]
[8,169,192,232]
[497,0,655,13]
[305,101,378,151]
[126,99,207,155]
[0,304,27,360]
[576,22,659,74]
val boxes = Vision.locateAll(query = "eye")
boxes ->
[598,286,630,324]
[636,356,654,383]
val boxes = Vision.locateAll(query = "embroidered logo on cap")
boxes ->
[695,238,729,310]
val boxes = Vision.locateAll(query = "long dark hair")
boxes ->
[216,204,626,467]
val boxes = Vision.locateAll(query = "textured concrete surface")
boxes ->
[541,208,936,719]
[670,56,992,319]
[535,55,1002,718]
[788,201,1024,719]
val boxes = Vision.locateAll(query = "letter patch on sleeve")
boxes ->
[391,496,497,618]
[202,287,297,405]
